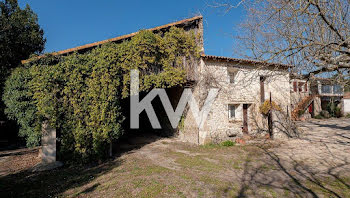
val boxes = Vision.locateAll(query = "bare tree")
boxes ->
[215,0,350,79]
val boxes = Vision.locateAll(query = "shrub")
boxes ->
[220,140,235,147]
[320,110,331,118]
[314,114,324,119]
[298,109,306,116]
[335,107,342,118]
[3,67,42,147]
[326,101,342,118]
[346,113,350,118]
[259,100,282,116]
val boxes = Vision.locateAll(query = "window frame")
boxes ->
[321,85,332,94]
[228,71,236,84]
[333,85,343,94]
[298,82,305,92]
[228,104,236,119]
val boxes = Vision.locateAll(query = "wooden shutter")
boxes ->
[298,82,303,92]
[260,76,265,103]
[304,83,308,92]
[293,82,297,92]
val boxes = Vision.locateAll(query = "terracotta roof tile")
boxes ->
[201,54,292,68]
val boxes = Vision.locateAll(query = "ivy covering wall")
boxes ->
[3,27,200,161]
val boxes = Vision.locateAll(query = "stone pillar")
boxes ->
[41,121,56,164]
[314,97,322,116]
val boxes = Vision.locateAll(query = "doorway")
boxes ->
[243,104,249,134]
[260,76,266,103]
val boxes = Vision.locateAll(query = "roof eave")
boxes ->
[201,54,293,69]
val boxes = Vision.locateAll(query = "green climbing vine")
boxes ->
[3,27,200,161]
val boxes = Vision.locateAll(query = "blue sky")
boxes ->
[19,0,246,58]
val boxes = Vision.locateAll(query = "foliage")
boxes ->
[3,67,41,147]
[259,100,282,116]
[335,107,342,118]
[0,0,45,120]
[4,27,199,161]
[320,110,331,119]
[326,102,342,118]
[220,140,235,147]
[345,82,350,92]
[178,115,185,131]
[346,114,350,118]
[314,114,324,119]
[298,109,306,117]
[117,28,200,97]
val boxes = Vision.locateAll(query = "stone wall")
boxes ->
[180,59,291,144]
[314,97,322,116]
[343,98,350,115]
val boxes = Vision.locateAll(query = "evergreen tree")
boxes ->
[0,0,45,120]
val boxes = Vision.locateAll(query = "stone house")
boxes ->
[290,76,345,120]
[180,55,292,144]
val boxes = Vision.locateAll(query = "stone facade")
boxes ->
[343,93,350,115]
[180,58,291,144]
[344,99,350,115]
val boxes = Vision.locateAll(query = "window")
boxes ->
[260,76,266,103]
[333,85,342,94]
[304,83,308,92]
[229,104,236,118]
[292,81,308,93]
[321,85,332,94]
[229,72,236,83]
[228,68,238,84]
[293,81,297,92]
[298,82,305,92]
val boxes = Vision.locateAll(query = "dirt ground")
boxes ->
[0,118,350,197]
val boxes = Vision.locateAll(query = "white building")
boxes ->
[344,93,350,115]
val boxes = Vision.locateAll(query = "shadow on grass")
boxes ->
[0,158,122,198]
[230,143,350,198]
[0,134,163,198]
[0,147,38,158]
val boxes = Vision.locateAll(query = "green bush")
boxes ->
[220,140,235,147]
[298,109,306,116]
[3,67,42,147]
[346,114,350,118]
[320,110,331,118]
[335,107,342,118]
[326,102,342,118]
[4,27,200,161]
[314,114,324,119]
